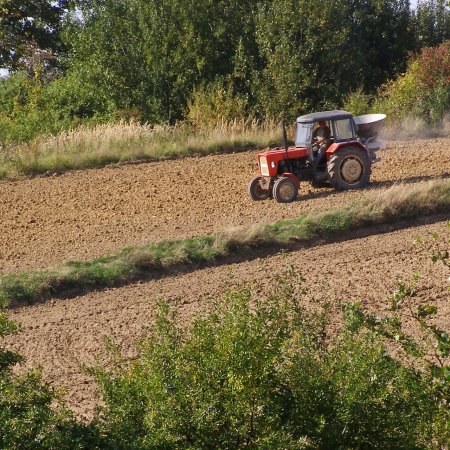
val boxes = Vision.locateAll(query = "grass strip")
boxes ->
[0,120,280,179]
[1,179,449,306]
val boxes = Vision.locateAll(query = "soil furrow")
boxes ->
[1,138,449,274]
[5,220,450,420]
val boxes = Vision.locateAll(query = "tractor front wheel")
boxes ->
[273,177,298,203]
[327,147,371,191]
[248,176,271,201]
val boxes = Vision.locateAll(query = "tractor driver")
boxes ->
[313,121,331,164]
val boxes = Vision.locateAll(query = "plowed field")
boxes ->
[1,138,449,274]
[2,137,450,420]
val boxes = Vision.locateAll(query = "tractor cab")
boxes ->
[248,110,386,203]
[295,111,357,165]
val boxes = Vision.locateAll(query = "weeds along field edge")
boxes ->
[1,178,449,306]
[1,118,449,179]
[0,119,281,178]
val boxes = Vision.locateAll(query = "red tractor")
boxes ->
[248,110,385,203]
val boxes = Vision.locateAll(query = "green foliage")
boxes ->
[0,70,108,145]
[414,0,450,48]
[254,0,348,119]
[0,0,68,71]
[0,275,93,448]
[347,0,415,92]
[60,0,262,125]
[347,223,450,446]
[0,370,91,449]
[0,0,422,143]
[0,295,20,372]
[254,0,414,119]
[186,79,248,129]
[342,88,372,116]
[91,269,434,448]
[373,41,450,125]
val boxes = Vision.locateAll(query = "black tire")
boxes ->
[327,146,371,191]
[248,176,271,201]
[273,177,298,203]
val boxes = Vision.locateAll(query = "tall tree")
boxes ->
[347,0,414,91]
[253,0,415,119]
[0,0,68,72]
[414,0,450,47]
[254,0,362,118]
[64,0,263,123]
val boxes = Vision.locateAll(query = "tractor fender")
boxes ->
[280,172,300,188]
[326,141,368,159]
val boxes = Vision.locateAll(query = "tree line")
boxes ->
[0,0,449,143]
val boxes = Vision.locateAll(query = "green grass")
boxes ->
[0,120,280,179]
[1,179,449,306]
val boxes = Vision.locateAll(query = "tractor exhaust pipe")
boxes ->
[281,120,292,172]
[281,120,288,153]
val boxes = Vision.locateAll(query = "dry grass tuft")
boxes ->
[0,119,281,178]
[218,223,267,249]
[358,179,450,223]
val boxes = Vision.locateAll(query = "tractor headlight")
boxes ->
[260,156,269,176]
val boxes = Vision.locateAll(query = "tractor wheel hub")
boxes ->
[340,157,362,183]
[279,183,295,199]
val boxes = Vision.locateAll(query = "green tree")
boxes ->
[414,0,450,47]
[254,0,358,119]
[253,0,414,119]
[347,0,414,91]
[0,0,68,72]
[63,0,263,123]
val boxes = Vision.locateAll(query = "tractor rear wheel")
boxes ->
[327,146,371,190]
[273,177,298,203]
[248,176,271,201]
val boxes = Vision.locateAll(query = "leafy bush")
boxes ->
[342,88,372,116]
[91,268,435,449]
[351,222,450,447]
[373,41,450,125]
[0,70,113,147]
[186,79,248,130]
[0,286,94,448]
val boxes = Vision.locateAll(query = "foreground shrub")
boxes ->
[91,269,435,449]
[0,289,94,448]
[350,222,450,447]
[342,88,372,117]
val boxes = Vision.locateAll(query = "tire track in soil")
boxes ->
[0,138,449,275]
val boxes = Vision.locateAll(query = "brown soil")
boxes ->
[0,138,449,275]
[1,137,450,420]
[5,219,449,420]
